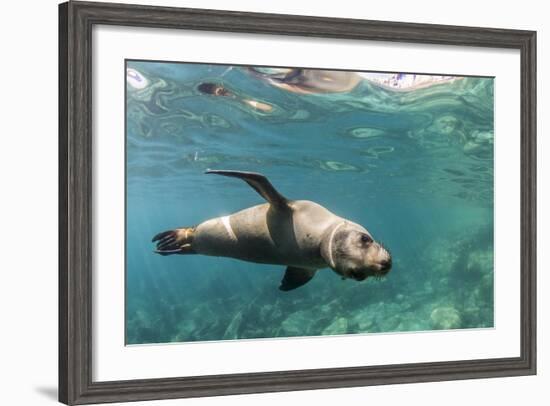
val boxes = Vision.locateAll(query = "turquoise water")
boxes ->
[125,61,494,344]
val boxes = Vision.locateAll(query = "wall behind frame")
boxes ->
[0,0,546,405]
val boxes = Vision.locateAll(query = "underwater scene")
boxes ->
[125,61,494,345]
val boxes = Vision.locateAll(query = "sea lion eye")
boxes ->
[360,234,373,244]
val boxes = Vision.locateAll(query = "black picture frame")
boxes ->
[59,1,537,404]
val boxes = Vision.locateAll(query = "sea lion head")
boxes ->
[197,82,232,97]
[321,222,392,281]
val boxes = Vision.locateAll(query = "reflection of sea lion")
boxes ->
[153,170,391,291]
[248,68,363,94]
[197,82,232,97]
[197,82,273,112]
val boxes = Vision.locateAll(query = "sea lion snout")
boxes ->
[350,243,392,281]
[371,244,392,272]
[366,243,392,277]
[379,257,392,272]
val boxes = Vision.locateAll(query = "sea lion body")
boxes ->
[153,170,391,291]
[193,200,350,269]
[248,68,363,94]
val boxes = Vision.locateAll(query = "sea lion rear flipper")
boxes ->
[152,227,196,256]
[205,169,289,210]
[279,267,317,291]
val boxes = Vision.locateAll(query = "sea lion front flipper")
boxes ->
[205,169,289,210]
[279,267,317,291]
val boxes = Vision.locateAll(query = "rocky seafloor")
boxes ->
[126,224,493,344]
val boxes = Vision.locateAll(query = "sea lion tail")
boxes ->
[152,227,196,256]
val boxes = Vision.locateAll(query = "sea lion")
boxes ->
[152,170,391,291]
[247,68,363,94]
[197,82,273,112]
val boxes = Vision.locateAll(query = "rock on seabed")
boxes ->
[322,317,349,335]
[430,306,462,330]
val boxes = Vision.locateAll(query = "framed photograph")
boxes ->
[59,1,536,404]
